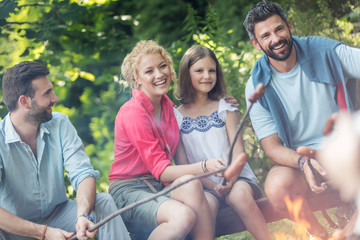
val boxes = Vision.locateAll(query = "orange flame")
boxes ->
[274,195,313,239]
[284,195,311,236]
[273,232,296,240]
[273,195,342,239]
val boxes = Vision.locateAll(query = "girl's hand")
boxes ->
[213,182,232,198]
[224,96,239,108]
[204,158,226,176]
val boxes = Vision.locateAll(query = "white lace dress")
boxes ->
[174,99,258,185]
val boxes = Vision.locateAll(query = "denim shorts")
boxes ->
[109,178,171,229]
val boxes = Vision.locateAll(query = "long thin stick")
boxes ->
[68,168,225,240]
[221,105,253,186]
[222,83,266,185]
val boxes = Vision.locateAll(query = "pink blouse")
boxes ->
[109,89,178,182]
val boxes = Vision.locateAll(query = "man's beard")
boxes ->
[259,35,293,61]
[27,100,53,124]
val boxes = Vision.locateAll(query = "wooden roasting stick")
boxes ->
[222,83,266,185]
[68,83,265,239]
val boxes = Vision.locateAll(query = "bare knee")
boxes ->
[167,205,196,236]
[171,175,205,203]
[177,206,197,232]
[157,200,196,237]
[227,182,254,210]
[265,177,286,207]
[264,167,307,210]
[174,175,203,192]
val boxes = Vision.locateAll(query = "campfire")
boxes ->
[273,195,336,240]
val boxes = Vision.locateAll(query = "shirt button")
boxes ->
[41,193,45,197]
[28,151,32,154]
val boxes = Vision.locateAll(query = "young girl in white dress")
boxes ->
[174,45,271,240]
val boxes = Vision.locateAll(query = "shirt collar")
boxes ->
[4,113,50,144]
[132,89,174,115]
[4,113,21,144]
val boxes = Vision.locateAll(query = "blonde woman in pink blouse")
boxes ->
[109,40,226,240]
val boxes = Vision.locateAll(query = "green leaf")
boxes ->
[25,29,37,39]
[0,0,18,19]
[19,48,29,57]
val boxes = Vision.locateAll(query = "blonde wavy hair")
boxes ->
[121,40,177,89]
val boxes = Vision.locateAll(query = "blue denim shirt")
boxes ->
[0,112,100,221]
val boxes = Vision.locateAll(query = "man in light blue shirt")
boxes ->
[243,1,360,239]
[0,61,130,240]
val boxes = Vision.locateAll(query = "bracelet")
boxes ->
[40,224,47,240]
[297,155,304,169]
[204,160,208,172]
[76,214,93,224]
[201,160,206,172]
[297,156,309,171]
[301,157,309,170]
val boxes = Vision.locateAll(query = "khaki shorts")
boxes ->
[109,178,171,228]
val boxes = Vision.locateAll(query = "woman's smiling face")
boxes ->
[136,52,171,102]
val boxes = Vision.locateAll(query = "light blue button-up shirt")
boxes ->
[0,112,100,222]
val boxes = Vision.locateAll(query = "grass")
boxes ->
[216,208,339,240]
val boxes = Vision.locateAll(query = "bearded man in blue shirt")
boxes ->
[0,61,130,240]
[244,1,360,239]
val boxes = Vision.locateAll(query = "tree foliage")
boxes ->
[0,0,359,194]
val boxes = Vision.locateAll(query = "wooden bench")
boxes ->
[127,189,346,239]
[215,189,345,237]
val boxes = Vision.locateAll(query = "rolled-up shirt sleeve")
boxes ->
[336,44,360,79]
[245,77,278,141]
[60,115,100,191]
